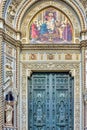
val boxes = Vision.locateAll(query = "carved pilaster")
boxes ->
[85,43,87,130]
[14,101,17,128]
[80,41,86,130]
[0,35,4,130]
[80,30,87,41]
[0,18,4,29]
[16,46,20,129]
[84,41,87,129]
[81,43,85,91]
[16,46,20,91]
[84,90,87,130]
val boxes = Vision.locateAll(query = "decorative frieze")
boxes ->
[30,54,37,60]
[21,52,81,61]
[65,54,72,60]
[47,54,54,60]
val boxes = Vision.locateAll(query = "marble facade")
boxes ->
[0,0,87,130]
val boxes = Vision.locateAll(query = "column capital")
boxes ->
[27,69,33,78]
[80,30,87,40]
[69,69,75,77]
[16,31,21,41]
[80,40,87,48]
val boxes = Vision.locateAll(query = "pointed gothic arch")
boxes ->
[18,1,84,43]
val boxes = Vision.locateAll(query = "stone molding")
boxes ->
[0,22,87,51]
[21,44,81,50]
[84,90,87,104]
[0,28,21,47]
[0,34,4,130]
[0,18,21,34]
[0,22,87,50]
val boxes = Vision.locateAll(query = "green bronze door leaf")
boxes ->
[28,72,74,130]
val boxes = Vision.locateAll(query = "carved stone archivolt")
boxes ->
[79,0,87,9]
[0,0,86,30]
[15,0,86,30]
[6,0,22,24]
[20,61,80,130]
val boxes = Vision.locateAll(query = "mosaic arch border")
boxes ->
[20,1,82,43]
[20,61,82,130]
[28,7,73,43]
[14,0,86,30]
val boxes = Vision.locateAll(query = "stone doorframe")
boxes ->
[20,61,82,130]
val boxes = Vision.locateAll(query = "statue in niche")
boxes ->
[5,102,13,125]
[58,101,66,124]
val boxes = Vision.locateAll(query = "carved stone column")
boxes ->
[80,30,87,41]
[16,45,20,129]
[0,31,4,129]
[82,40,87,130]
[80,41,86,130]
[14,101,17,127]
[84,90,87,130]
[15,31,21,130]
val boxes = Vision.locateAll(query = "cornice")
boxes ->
[21,44,81,51]
[0,28,22,47]
[0,17,5,24]
[0,17,21,34]
[0,24,87,50]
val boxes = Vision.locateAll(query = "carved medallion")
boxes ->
[65,54,72,60]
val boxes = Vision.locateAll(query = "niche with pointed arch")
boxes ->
[29,7,73,43]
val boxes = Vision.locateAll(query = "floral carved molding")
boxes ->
[22,62,80,72]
